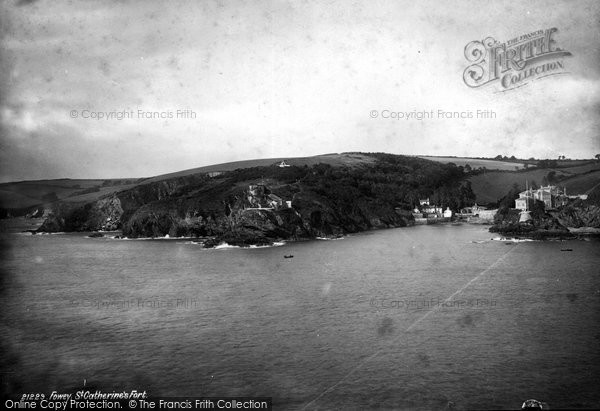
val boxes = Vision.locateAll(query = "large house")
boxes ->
[413,199,446,219]
[417,198,443,215]
[515,185,568,210]
[515,191,534,211]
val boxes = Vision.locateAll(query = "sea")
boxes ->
[1,219,599,410]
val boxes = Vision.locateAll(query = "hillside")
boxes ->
[141,153,376,183]
[414,156,599,205]
[6,153,590,212]
[467,164,600,205]
[30,153,476,245]
[0,153,375,214]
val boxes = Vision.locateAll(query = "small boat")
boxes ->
[284,255,294,259]
[560,248,573,252]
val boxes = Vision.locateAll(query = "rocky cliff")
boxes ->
[551,202,600,228]
[38,174,209,233]
[34,154,475,245]
[489,198,600,238]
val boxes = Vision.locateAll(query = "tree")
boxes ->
[459,181,476,207]
[530,200,547,220]
[538,159,557,169]
[498,184,521,209]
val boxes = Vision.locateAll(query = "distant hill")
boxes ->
[419,156,595,171]
[0,179,141,210]
[2,153,598,216]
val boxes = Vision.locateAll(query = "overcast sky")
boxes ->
[1,0,599,182]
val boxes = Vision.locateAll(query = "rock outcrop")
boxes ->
[551,202,600,228]
[37,180,412,245]
[488,199,600,239]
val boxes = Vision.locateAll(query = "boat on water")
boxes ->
[284,255,294,259]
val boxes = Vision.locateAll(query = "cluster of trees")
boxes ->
[537,159,558,168]
[224,153,476,211]
[494,155,518,161]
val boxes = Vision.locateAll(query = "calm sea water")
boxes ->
[1,220,599,410]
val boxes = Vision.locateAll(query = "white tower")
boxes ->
[519,180,533,224]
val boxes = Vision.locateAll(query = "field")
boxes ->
[468,167,600,204]
[418,157,600,204]
[0,179,130,209]
[418,156,525,171]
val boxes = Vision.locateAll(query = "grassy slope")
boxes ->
[142,153,375,183]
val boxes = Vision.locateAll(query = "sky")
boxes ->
[0,0,599,182]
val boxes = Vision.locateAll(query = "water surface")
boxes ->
[1,222,599,409]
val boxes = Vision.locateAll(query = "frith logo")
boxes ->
[463,28,572,91]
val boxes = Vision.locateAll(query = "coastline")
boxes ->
[5,216,598,250]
